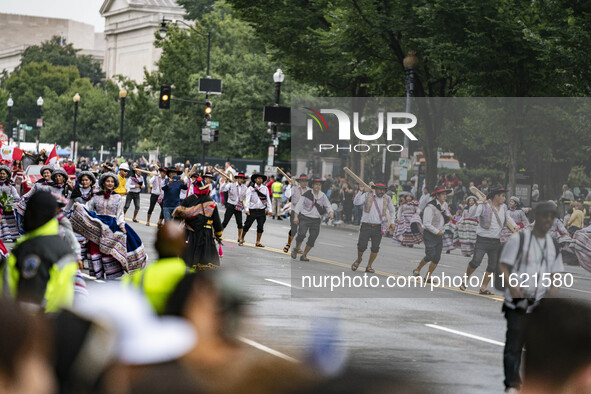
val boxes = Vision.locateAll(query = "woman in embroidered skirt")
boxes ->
[455,196,479,257]
[574,224,591,272]
[65,171,97,268]
[393,192,423,247]
[173,175,223,270]
[49,167,73,199]
[70,172,147,280]
[501,196,530,242]
[0,165,20,242]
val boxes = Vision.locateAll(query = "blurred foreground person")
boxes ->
[1,191,80,312]
[124,222,188,314]
[498,201,564,392]
[70,285,198,394]
[521,299,591,394]
[165,272,317,393]
[0,300,55,394]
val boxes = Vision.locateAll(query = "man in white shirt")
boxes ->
[460,185,518,295]
[291,177,333,262]
[413,188,451,282]
[147,167,166,227]
[239,173,272,247]
[221,172,247,242]
[124,166,144,223]
[351,182,396,273]
[498,201,564,392]
[283,174,309,254]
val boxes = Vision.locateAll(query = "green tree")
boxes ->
[19,36,105,86]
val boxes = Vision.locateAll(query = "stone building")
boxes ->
[0,13,104,74]
[100,0,186,82]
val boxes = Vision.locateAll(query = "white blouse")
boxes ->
[86,193,125,226]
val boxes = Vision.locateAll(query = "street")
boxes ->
[118,194,591,394]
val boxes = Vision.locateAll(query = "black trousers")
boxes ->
[503,306,527,389]
[147,194,159,214]
[222,204,243,229]
[124,191,141,211]
[243,209,266,234]
[295,215,321,247]
[423,231,443,264]
[357,223,382,253]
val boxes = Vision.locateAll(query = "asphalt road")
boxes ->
[96,194,591,393]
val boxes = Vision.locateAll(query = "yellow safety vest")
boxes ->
[114,174,127,195]
[272,181,283,198]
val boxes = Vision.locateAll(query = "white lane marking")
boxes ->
[265,278,302,290]
[425,324,504,347]
[80,272,105,284]
[238,336,299,363]
[562,287,591,295]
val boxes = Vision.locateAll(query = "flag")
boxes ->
[0,145,23,162]
[45,145,58,165]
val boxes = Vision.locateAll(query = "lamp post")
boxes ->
[160,18,211,77]
[72,93,80,161]
[403,51,418,159]
[7,96,13,144]
[268,68,284,167]
[36,96,44,153]
[118,88,127,158]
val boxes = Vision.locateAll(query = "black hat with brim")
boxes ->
[296,174,310,182]
[372,182,388,190]
[431,188,451,197]
[487,185,506,199]
[251,173,268,183]
[535,201,557,217]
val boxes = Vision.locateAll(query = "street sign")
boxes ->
[198,78,222,94]
[201,128,211,136]
[207,121,219,128]
[398,158,410,168]
[264,106,290,124]
[0,133,7,143]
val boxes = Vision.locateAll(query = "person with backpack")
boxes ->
[497,201,564,392]
[459,185,518,295]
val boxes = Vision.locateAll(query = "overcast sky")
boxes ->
[1,0,106,32]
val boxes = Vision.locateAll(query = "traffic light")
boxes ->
[159,85,171,109]
[211,129,219,142]
[204,100,212,120]
[12,127,17,140]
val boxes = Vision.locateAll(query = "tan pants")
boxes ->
[272,197,282,218]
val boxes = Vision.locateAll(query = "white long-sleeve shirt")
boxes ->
[294,190,332,219]
[354,191,396,225]
[222,181,247,206]
[149,175,164,195]
[286,185,308,208]
[422,200,450,235]
[245,184,272,213]
[418,193,431,212]
[475,203,517,239]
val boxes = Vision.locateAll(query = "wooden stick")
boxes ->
[343,167,371,190]
[132,167,157,176]
[276,167,292,184]
[469,186,487,202]
[213,167,233,182]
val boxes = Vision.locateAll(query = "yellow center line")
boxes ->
[224,239,504,302]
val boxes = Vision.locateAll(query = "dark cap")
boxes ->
[534,201,557,217]
[24,191,58,232]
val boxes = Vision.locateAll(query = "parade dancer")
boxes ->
[459,185,517,295]
[0,165,20,242]
[49,168,73,198]
[351,182,396,273]
[502,196,530,241]
[413,188,451,282]
[393,192,423,247]
[291,176,333,262]
[173,175,223,270]
[70,172,147,280]
[221,172,247,242]
[283,174,309,253]
[455,196,479,256]
[124,166,144,222]
[147,167,166,227]
[64,171,97,268]
[238,173,272,247]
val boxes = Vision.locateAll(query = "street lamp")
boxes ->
[268,68,285,167]
[118,88,127,157]
[36,96,44,153]
[160,18,211,77]
[402,51,418,159]
[72,93,80,161]
[7,96,13,144]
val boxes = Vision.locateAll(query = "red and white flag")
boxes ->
[45,144,58,165]
[0,145,23,162]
